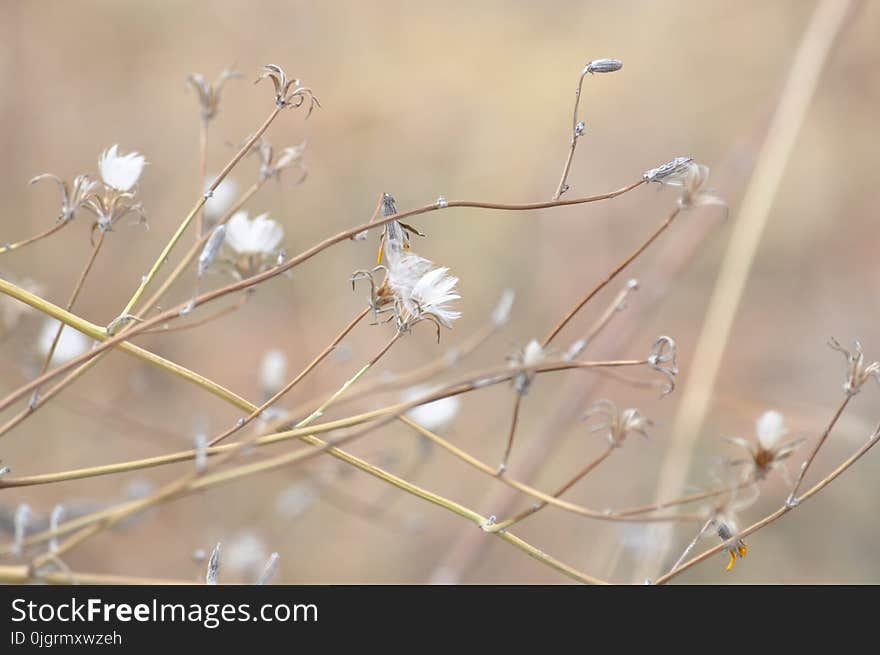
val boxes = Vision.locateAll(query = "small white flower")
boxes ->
[98,145,145,192]
[203,175,237,222]
[403,384,461,432]
[224,211,284,256]
[259,349,288,394]
[38,318,91,366]
[756,410,786,451]
[521,339,545,367]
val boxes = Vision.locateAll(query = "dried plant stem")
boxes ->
[492,444,616,531]
[1,359,647,492]
[0,355,106,439]
[116,106,281,322]
[141,289,253,335]
[655,420,880,584]
[0,564,193,586]
[208,308,369,447]
[787,394,851,502]
[668,519,713,574]
[195,118,208,239]
[27,332,402,567]
[542,205,681,347]
[397,416,699,524]
[137,179,263,315]
[552,67,591,200]
[0,180,644,408]
[499,394,522,473]
[26,417,609,585]
[0,220,71,255]
[36,231,106,377]
[638,0,859,582]
[611,479,752,517]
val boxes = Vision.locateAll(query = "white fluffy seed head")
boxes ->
[99,145,146,191]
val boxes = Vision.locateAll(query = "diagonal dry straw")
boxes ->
[636,0,861,582]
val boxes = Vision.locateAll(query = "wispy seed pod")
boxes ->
[584,58,623,74]
[49,505,64,553]
[194,434,208,472]
[255,552,280,585]
[643,156,694,183]
[13,504,31,556]
[491,289,515,327]
[206,542,222,585]
[198,224,227,278]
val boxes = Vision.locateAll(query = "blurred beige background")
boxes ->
[0,0,878,583]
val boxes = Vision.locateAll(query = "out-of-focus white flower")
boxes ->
[403,384,461,432]
[225,532,269,577]
[224,211,284,256]
[203,175,237,222]
[98,145,145,192]
[756,410,786,451]
[259,349,288,394]
[38,318,91,366]
[275,483,317,520]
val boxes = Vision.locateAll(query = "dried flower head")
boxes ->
[648,335,678,397]
[256,64,320,114]
[29,173,98,223]
[583,58,623,74]
[584,399,652,447]
[713,516,748,572]
[376,192,425,264]
[508,339,547,394]
[225,531,269,578]
[352,248,461,340]
[250,138,308,183]
[185,67,242,121]
[727,411,804,482]
[829,338,879,396]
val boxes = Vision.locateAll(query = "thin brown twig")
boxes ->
[0,220,71,255]
[0,180,645,413]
